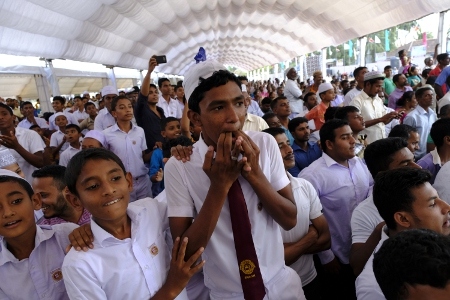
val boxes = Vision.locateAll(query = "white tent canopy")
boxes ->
[1,0,450,75]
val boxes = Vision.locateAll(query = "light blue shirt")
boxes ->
[403,105,437,160]
[436,66,450,92]
[299,153,373,264]
[103,123,148,178]
[0,223,78,300]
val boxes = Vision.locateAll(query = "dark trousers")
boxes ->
[302,276,323,300]
[313,255,357,300]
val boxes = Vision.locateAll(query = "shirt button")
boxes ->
[145,265,149,270]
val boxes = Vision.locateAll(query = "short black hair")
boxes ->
[32,165,67,191]
[237,76,249,82]
[0,103,13,115]
[430,118,450,149]
[162,135,193,158]
[111,95,131,111]
[270,96,287,111]
[422,68,431,78]
[364,137,408,177]
[384,65,392,71]
[288,117,308,133]
[373,229,450,300]
[440,104,450,117]
[392,74,403,84]
[437,53,449,63]
[262,112,277,122]
[53,96,66,105]
[324,106,339,122]
[262,127,286,138]
[320,119,349,154]
[396,91,414,107]
[334,106,360,121]
[158,78,170,88]
[373,168,432,231]
[84,102,96,110]
[29,124,40,130]
[73,96,82,101]
[354,66,367,78]
[303,92,316,102]
[65,124,81,133]
[149,83,158,90]
[161,117,179,131]
[398,49,406,57]
[188,70,241,114]
[175,85,184,92]
[261,97,272,105]
[0,175,33,198]
[20,101,33,109]
[388,124,418,141]
[415,86,433,99]
[65,148,126,197]
[427,76,437,86]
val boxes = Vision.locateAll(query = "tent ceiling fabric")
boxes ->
[1,0,450,74]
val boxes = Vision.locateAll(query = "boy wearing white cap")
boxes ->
[81,130,105,149]
[306,82,335,130]
[165,59,304,299]
[94,86,118,131]
[48,96,79,131]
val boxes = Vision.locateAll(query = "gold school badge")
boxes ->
[240,259,256,279]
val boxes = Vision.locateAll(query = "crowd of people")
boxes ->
[1,48,450,300]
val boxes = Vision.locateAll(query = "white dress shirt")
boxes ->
[157,96,182,118]
[355,226,389,300]
[72,109,89,122]
[284,79,304,113]
[103,123,148,178]
[242,113,269,132]
[351,194,384,244]
[49,112,79,131]
[403,105,437,159]
[59,145,81,167]
[434,161,450,204]
[0,223,78,300]
[94,108,115,131]
[350,91,387,144]
[3,127,45,183]
[18,117,49,129]
[248,100,264,117]
[50,130,69,154]
[280,173,323,286]
[165,131,305,299]
[343,88,361,106]
[62,198,188,300]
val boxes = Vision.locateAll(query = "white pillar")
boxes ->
[44,59,60,96]
[298,55,305,82]
[359,37,368,66]
[321,48,327,77]
[34,74,52,113]
[105,66,117,89]
[139,70,144,87]
[438,11,446,54]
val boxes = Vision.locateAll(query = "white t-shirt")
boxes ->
[59,145,81,167]
[280,174,323,286]
[165,131,301,297]
[157,96,182,118]
[284,79,304,113]
[434,161,450,204]
[343,88,361,106]
[62,198,188,300]
[351,194,384,244]
[50,130,69,154]
[355,226,388,300]
[94,108,115,131]
[3,127,45,183]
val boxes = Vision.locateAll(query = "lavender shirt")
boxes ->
[299,153,373,264]
[387,86,413,109]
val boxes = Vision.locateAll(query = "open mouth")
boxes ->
[41,205,50,212]
[4,220,21,228]
[104,197,122,206]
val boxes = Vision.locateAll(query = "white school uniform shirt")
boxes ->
[18,117,49,129]
[157,96,182,118]
[355,226,389,300]
[59,145,81,167]
[2,127,45,183]
[284,79,304,114]
[50,130,69,154]
[94,108,115,131]
[165,131,303,298]
[351,194,384,244]
[72,109,89,122]
[343,87,361,106]
[280,173,323,286]
[242,113,269,132]
[434,161,450,205]
[103,123,148,178]
[62,198,188,300]
[0,223,78,300]
[49,112,79,131]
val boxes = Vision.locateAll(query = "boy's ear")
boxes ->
[111,110,117,118]
[125,172,133,192]
[188,110,202,127]
[64,187,83,212]
[32,193,42,210]
[161,130,167,138]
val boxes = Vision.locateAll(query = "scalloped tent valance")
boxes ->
[1,0,449,74]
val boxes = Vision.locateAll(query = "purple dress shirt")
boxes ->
[387,86,413,109]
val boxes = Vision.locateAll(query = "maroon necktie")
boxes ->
[228,179,266,300]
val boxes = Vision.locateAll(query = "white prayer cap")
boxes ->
[82,91,89,95]
[183,60,226,102]
[0,169,24,180]
[53,112,67,119]
[364,71,385,81]
[0,149,17,168]
[101,86,118,96]
[84,130,106,147]
[317,82,334,94]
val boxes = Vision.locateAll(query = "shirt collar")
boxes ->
[292,141,314,152]
[92,202,146,247]
[0,225,55,266]
[416,105,431,115]
[68,144,81,151]
[110,122,136,133]
[322,152,355,168]
[430,148,442,165]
